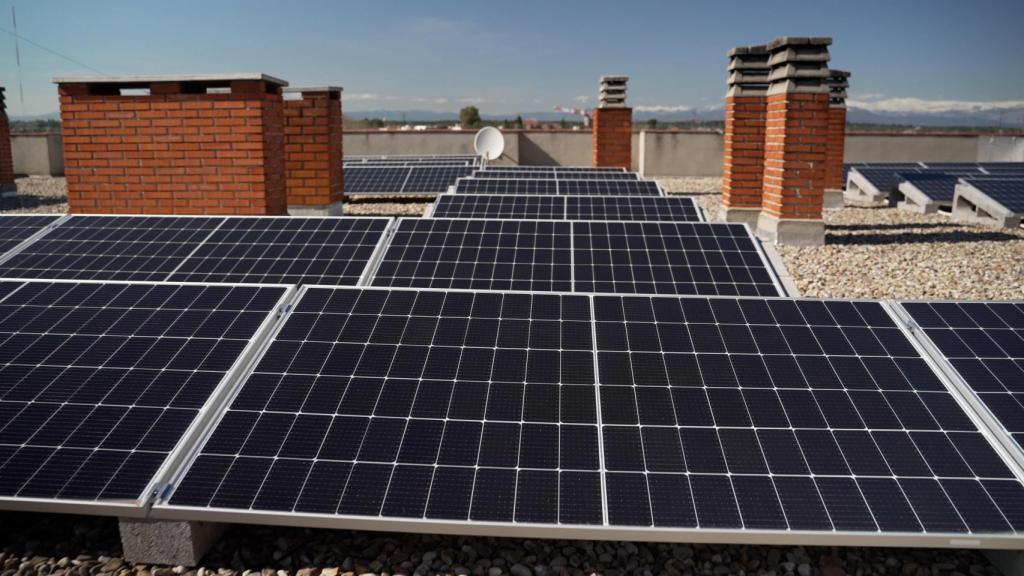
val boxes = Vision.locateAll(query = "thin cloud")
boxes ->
[633,104,694,113]
[460,97,485,104]
[848,96,1024,114]
[572,95,591,103]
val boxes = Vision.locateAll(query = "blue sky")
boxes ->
[2,0,1023,117]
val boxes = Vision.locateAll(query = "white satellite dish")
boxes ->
[474,126,505,161]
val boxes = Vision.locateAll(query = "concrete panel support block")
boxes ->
[823,189,844,210]
[288,201,344,216]
[756,213,825,246]
[119,518,226,567]
[722,206,761,227]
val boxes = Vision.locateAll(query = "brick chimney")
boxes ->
[721,45,769,227]
[54,73,288,215]
[823,69,850,209]
[0,88,14,196]
[282,86,344,215]
[757,37,831,245]
[592,76,632,170]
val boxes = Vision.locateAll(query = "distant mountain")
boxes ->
[844,106,1024,128]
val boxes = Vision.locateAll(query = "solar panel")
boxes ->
[345,155,480,166]
[167,217,391,285]
[164,286,603,525]
[369,219,782,296]
[0,280,289,512]
[344,167,411,194]
[559,180,662,196]
[897,173,960,201]
[155,287,1024,546]
[454,179,661,196]
[0,215,61,257]
[454,179,559,195]
[431,195,565,220]
[431,195,702,222]
[0,216,223,281]
[920,163,985,172]
[852,167,920,194]
[566,196,703,222]
[961,178,1024,213]
[473,171,638,181]
[979,163,1024,174]
[346,166,475,194]
[401,166,475,193]
[476,166,627,173]
[897,300,1024,461]
[593,294,1024,536]
[370,219,573,292]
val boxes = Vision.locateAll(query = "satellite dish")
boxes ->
[474,126,505,161]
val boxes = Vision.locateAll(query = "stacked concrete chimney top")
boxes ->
[765,37,832,95]
[598,76,628,108]
[826,69,851,107]
[726,44,770,96]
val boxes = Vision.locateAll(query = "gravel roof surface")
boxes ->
[0,176,1019,575]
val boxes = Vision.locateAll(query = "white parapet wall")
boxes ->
[11,130,1024,178]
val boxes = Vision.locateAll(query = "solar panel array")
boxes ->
[431,195,702,222]
[0,280,289,505]
[0,216,390,286]
[0,215,61,257]
[454,178,662,196]
[158,286,1024,543]
[346,166,475,194]
[369,219,782,296]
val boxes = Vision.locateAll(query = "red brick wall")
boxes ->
[825,106,846,190]
[762,92,830,220]
[721,95,766,209]
[0,90,13,187]
[592,107,632,170]
[283,91,343,207]
[58,80,286,215]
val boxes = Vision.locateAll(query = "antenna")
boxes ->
[12,6,25,114]
[473,126,505,165]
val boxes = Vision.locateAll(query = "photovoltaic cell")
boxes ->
[0,280,287,506]
[167,287,603,525]
[0,215,60,257]
[0,216,222,281]
[346,166,475,194]
[167,217,390,285]
[431,195,702,222]
[899,300,1024,454]
[370,219,780,297]
[595,294,1024,534]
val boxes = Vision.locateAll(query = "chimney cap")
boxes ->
[827,69,851,78]
[767,36,832,50]
[600,75,629,83]
[727,44,768,57]
[52,73,289,86]
[283,86,343,94]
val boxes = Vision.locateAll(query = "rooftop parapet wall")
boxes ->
[54,73,288,215]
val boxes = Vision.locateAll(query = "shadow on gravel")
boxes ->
[826,230,1020,245]
[0,195,68,212]
[827,222,962,232]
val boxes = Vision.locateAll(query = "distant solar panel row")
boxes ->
[475,166,627,173]
[431,195,703,222]
[369,218,781,296]
[0,280,289,507]
[0,216,391,286]
[454,178,662,196]
[344,155,480,167]
[471,170,639,181]
[155,286,1024,545]
[346,166,475,194]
